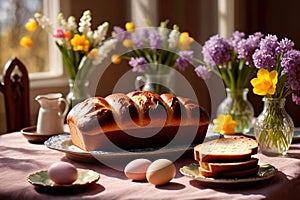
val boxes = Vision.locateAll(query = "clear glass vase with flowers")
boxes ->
[21,10,118,107]
[194,31,263,134]
[111,20,196,94]
[250,34,300,155]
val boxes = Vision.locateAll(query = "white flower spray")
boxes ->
[93,38,118,65]
[168,26,180,50]
[78,10,92,35]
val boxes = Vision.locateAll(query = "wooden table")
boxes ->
[1,131,300,200]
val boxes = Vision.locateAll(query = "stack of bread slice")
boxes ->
[194,136,259,178]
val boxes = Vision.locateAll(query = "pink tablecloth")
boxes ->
[0,132,300,200]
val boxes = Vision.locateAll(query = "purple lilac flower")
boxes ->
[259,34,280,56]
[252,49,277,69]
[194,65,212,80]
[134,29,150,49]
[143,29,150,38]
[131,31,144,49]
[281,49,300,91]
[252,34,281,68]
[229,31,245,49]
[113,26,129,41]
[277,38,294,54]
[253,32,264,39]
[149,30,162,50]
[129,57,148,72]
[202,35,232,66]
[287,68,300,91]
[281,49,300,71]
[176,50,194,71]
[292,93,300,105]
[236,32,263,65]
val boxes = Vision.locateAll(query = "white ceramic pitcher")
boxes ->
[36,93,69,135]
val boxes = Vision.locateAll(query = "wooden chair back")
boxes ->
[0,58,30,132]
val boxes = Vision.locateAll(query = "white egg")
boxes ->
[48,162,78,185]
[146,159,176,186]
[124,158,152,181]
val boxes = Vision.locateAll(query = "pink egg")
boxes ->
[124,159,152,181]
[48,162,78,185]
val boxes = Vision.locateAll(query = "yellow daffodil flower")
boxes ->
[20,36,33,48]
[250,68,278,96]
[123,39,133,48]
[213,114,237,134]
[70,34,90,52]
[178,32,194,50]
[25,18,37,32]
[87,48,99,59]
[111,54,122,64]
[125,22,135,32]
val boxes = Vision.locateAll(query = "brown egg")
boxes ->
[124,158,152,181]
[146,159,176,186]
[48,162,78,185]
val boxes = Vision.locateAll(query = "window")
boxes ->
[217,0,234,37]
[0,0,62,79]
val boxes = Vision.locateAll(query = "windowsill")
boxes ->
[30,77,68,89]
[29,73,69,89]
[1,73,68,89]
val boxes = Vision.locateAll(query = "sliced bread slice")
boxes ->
[194,136,258,162]
[200,158,259,173]
[199,165,259,178]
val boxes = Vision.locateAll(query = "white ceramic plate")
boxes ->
[179,163,276,188]
[243,127,300,141]
[44,133,196,164]
[27,168,100,192]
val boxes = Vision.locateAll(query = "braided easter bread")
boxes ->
[67,91,210,151]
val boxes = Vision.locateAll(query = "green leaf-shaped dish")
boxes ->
[28,168,100,191]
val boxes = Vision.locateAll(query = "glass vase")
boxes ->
[216,88,254,133]
[135,70,175,95]
[254,98,294,156]
[66,79,91,108]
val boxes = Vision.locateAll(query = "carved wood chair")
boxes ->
[0,58,30,132]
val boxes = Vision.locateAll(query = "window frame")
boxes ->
[30,0,68,88]
[31,0,235,88]
[217,0,235,38]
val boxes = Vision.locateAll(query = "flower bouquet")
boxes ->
[250,34,300,155]
[195,31,264,133]
[21,10,118,106]
[111,20,196,94]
